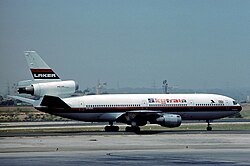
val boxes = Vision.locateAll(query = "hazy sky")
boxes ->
[0,0,250,93]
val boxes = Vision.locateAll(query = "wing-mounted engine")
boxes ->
[155,114,182,128]
[18,80,79,97]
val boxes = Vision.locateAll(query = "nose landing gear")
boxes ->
[206,120,212,131]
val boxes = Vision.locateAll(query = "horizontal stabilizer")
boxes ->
[8,95,38,106]
[41,95,71,109]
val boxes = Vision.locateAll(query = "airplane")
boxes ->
[10,51,242,132]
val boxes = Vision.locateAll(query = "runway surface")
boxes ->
[1,132,250,165]
[1,120,250,137]
[1,122,250,165]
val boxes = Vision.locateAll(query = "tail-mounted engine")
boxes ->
[18,80,79,97]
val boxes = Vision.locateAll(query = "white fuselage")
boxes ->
[38,93,242,123]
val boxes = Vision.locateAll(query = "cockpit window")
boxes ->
[233,101,237,105]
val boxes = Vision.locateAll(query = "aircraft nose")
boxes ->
[239,105,242,111]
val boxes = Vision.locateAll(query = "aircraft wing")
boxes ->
[116,109,163,125]
[126,110,162,113]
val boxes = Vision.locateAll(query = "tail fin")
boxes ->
[24,51,61,81]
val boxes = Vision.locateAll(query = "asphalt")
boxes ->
[1,121,250,165]
[1,133,250,166]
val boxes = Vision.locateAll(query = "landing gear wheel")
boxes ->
[104,126,119,132]
[207,126,212,131]
[125,126,132,132]
[125,126,140,133]
[206,120,212,131]
[133,126,140,133]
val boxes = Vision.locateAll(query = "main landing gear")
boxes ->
[104,122,119,132]
[206,120,212,131]
[125,121,141,133]
[125,126,140,133]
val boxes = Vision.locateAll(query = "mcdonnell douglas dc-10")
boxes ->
[10,51,242,132]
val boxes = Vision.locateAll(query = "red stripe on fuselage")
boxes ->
[39,105,242,114]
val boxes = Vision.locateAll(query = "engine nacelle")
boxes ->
[156,114,182,128]
[18,80,79,97]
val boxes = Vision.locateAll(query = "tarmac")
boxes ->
[1,122,250,165]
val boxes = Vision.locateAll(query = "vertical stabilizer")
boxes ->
[24,51,61,81]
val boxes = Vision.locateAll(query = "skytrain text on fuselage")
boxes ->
[148,98,187,104]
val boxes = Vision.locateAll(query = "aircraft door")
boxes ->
[79,101,85,110]
[189,100,194,110]
[141,100,148,109]
[225,100,229,110]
